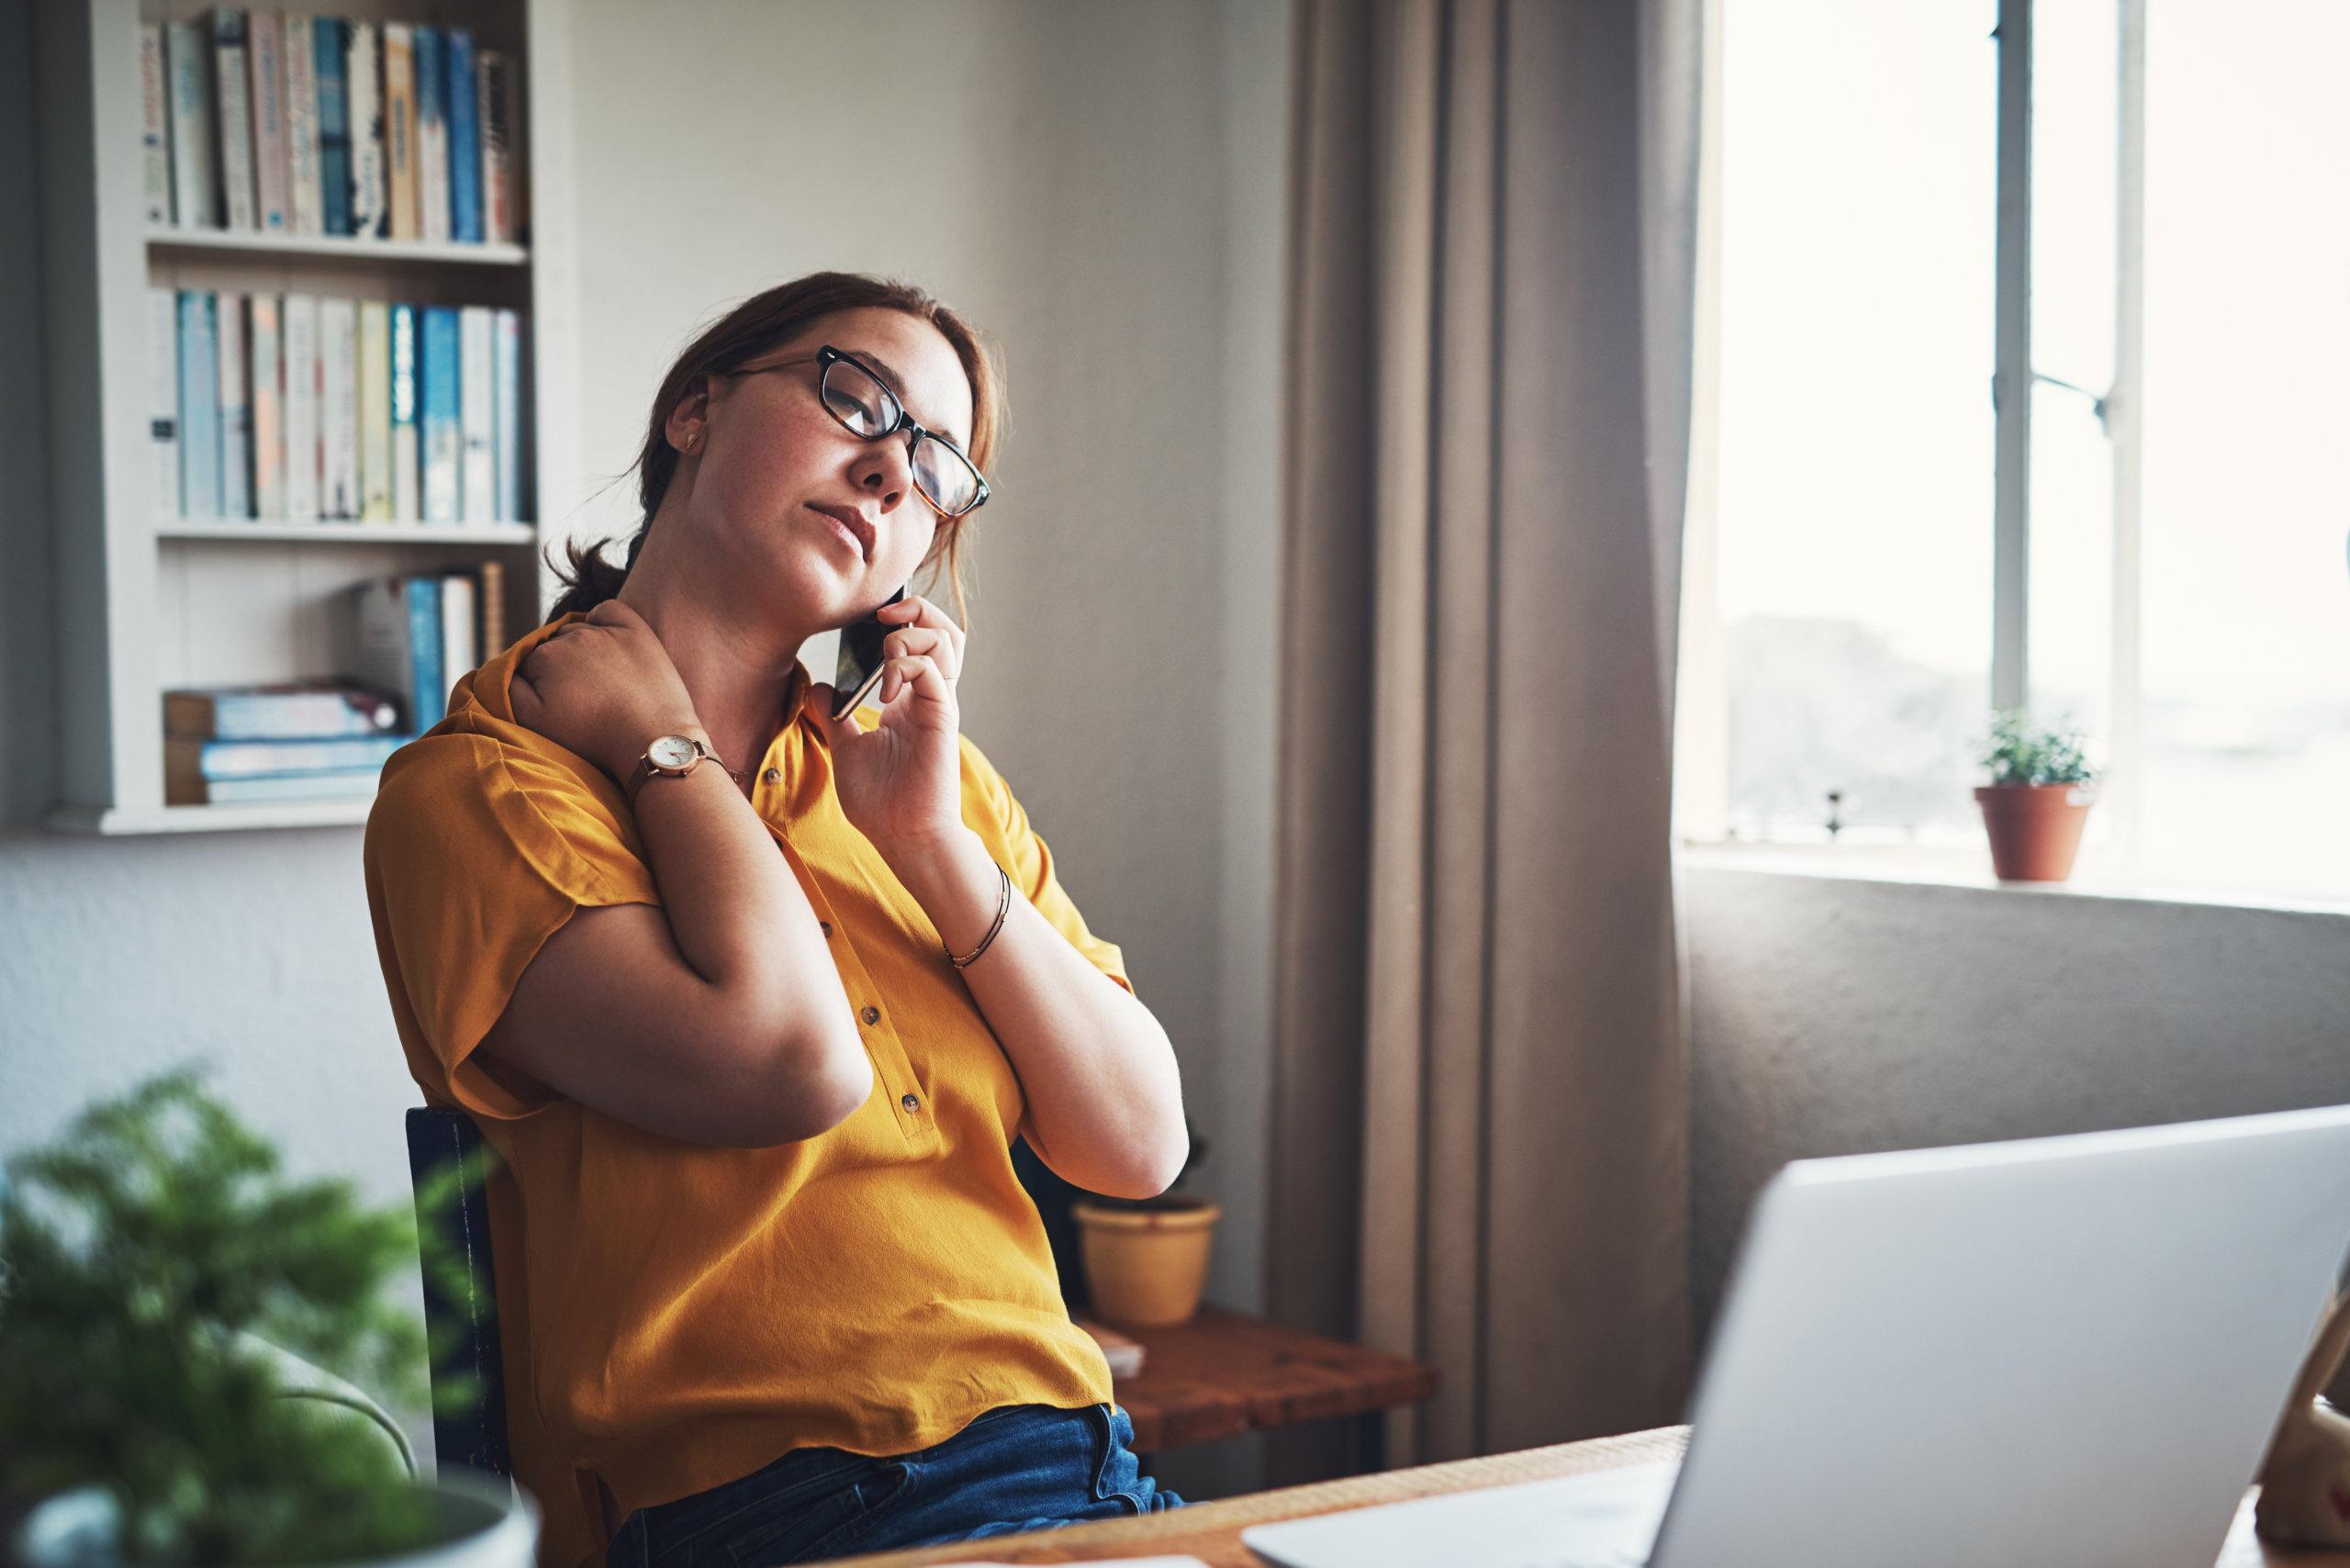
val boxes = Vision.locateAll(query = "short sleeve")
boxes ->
[955,735,1132,994]
[364,729,663,1120]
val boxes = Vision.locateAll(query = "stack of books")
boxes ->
[162,559,506,806]
[1073,1319,1147,1380]
[139,10,521,244]
[154,291,522,524]
[166,681,404,805]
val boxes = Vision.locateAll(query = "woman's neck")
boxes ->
[616,537,811,783]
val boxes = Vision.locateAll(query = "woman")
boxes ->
[365,273,1190,1568]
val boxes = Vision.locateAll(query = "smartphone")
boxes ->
[830,588,906,722]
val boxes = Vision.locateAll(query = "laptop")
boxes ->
[1245,1104,2350,1568]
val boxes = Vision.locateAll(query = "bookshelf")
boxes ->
[147,227,530,266]
[159,519,538,544]
[36,0,582,834]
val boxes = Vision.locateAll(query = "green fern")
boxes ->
[0,1073,442,1566]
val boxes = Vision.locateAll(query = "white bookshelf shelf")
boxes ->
[39,0,583,835]
[146,227,529,267]
[159,519,538,545]
[49,795,379,836]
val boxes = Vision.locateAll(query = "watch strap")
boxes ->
[624,737,717,805]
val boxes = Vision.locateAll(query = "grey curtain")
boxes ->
[1269,0,1703,1469]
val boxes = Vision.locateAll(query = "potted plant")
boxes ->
[1069,1126,1219,1328]
[0,1073,536,1568]
[1975,710,2098,882]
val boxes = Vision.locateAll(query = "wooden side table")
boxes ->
[1104,1306,1437,1469]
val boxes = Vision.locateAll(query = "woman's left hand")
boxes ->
[810,595,968,849]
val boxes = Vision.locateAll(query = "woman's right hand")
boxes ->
[509,600,704,782]
[487,599,870,1147]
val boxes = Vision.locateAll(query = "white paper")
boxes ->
[949,1559,1210,1568]
[1243,1461,1678,1568]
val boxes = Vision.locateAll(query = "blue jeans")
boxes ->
[603,1405,1181,1567]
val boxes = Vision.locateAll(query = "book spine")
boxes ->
[313,17,348,235]
[345,21,385,239]
[390,303,420,521]
[281,294,319,521]
[382,23,416,241]
[477,558,506,661]
[201,772,381,803]
[149,288,181,516]
[476,50,512,245]
[178,291,221,517]
[249,12,287,230]
[420,306,460,522]
[192,689,397,739]
[415,27,449,244]
[407,576,446,730]
[192,734,406,778]
[165,24,217,229]
[458,306,494,522]
[493,308,521,521]
[319,297,358,518]
[218,294,251,517]
[445,29,480,244]
[508,53,526,240]
[439,572,477,689]
[349,577,417,722]
[357,300,391,520]
[283,16,320,233]
[250,294,283,518]
[140,25,173,224]
[213,9,255,230]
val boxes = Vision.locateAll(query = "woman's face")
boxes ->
[677,307,975,631]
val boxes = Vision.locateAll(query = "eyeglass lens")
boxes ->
[819,357,985,517]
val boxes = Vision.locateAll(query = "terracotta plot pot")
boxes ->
[1975,783,2095,881]
[1071,1197,1221,1327]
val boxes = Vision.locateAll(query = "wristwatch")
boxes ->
[625,734,723,804]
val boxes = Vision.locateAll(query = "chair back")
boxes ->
[405,1106,511,1479]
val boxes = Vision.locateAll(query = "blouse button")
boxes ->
[820,922,833,937]
[860,1005,881,1025]
[901,1093,921,1114]
[761,767,781,784]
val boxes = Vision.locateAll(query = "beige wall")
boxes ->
[1686,867,2350,1341]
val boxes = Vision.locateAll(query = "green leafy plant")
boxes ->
[1979,710,2098,788]
[0,1072,441,1567]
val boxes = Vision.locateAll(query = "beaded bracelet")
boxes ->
[949,863,1013,969]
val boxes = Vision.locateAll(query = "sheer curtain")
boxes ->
[1269,0,1703,1469]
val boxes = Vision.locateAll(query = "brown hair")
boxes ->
[546,272,1002,622]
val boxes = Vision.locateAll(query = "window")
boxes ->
[1683,0,2350,903]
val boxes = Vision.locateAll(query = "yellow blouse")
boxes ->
[364,617,1116,1568]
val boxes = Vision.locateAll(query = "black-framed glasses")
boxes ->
[812,346,990,518]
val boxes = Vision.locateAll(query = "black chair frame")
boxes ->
[406,1105,512,1479]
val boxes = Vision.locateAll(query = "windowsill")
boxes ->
[1677,840,2350,922]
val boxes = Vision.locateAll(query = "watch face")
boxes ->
[647,735,699,770]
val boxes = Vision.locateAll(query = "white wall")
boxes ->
[1686,865,2350,1338]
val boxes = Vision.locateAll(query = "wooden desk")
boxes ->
[1112,1307,1437,1455]
[822,1426,2350,1567]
